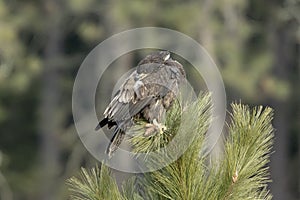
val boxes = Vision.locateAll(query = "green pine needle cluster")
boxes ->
[128,93,211,158]
[127,99,182,155]
[66,166,123,200]
[67,94,274,200]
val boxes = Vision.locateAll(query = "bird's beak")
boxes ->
[164,53,170,61]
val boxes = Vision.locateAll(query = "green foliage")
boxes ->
[0,0,297,199]
[67,95,274,200]
[67,166,123,200]
[202,104,274,200]
[127,94,192,155]
[224,104,274,192]
[133,93,212,199]
[67,166,144,200]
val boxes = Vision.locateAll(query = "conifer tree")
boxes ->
[67,94,274,199]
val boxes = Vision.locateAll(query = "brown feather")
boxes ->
[96,51,186,157]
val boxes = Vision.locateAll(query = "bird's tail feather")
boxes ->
[106,128,125,158]
[95,118,108,130]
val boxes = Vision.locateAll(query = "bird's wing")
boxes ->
[138,63,183,99]
[103,70,154,125]
[103,62,183,125]
[136,62,183,122]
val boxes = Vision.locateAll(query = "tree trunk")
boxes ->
[38,0,63,199]
[269,22,293,200]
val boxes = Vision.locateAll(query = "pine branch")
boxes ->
[66,165,123,200]
[130,103,274,200]
[121,177,144,200]
[67,95,274,200]
[135,93,212,199]
[127,95,183,156]
[217,104,274,200]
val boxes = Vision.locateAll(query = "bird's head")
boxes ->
[158,51,171,61]
[138,51,171,65]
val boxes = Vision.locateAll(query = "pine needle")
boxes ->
[66,165,123,200]
[67,97,274,200]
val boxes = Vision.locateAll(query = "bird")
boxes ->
[95,51,186,157]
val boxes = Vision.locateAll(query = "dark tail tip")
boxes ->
[95,118,109,131]
[95,123,101,131]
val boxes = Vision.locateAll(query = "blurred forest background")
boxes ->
[0,0,299,199]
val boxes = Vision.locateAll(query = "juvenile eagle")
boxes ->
[96,51,186,157]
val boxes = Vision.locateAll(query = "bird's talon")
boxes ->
[144,121,167,136]
[145,123,153,128]
[144,125,157,137]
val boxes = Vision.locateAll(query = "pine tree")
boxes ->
[67,93,274,199]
